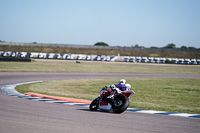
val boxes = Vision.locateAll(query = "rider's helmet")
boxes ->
[125,84,131,90]
[118,79,126,85]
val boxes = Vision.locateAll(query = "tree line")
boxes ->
[1,40,198,50]
[94,42,199,50]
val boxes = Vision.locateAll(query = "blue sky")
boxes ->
[0,0,200,48]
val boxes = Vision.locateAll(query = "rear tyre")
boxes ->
[89,97,99,111]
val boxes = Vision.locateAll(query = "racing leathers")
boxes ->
[115,83,131,91]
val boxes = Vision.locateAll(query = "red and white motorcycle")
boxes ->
[90,87,135,113]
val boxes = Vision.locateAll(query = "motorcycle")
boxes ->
[90,87,135,113]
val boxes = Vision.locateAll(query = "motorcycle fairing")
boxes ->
[99,102,112,110]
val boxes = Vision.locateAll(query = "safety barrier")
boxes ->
[0,51,200,65]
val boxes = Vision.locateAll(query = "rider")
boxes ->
[115,79,131,91]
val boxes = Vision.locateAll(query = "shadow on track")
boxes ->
[77,108,115,114]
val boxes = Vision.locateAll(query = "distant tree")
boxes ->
[94,42,109,46]
[181,46,187,49]
[134,44,139,48]
[150,46,158,48]
[163,43,176,48]
[181,46,197,50]
[188,46,197,50]
[134,44,145,48]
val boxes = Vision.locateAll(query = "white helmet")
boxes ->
[125,84,131,89]
[118,79,126,85]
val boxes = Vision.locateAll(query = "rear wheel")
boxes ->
[89,97,99,111]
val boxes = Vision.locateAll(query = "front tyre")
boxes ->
[89,97,99,111]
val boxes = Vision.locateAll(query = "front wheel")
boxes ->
[89,97,99,111]
[113,95,129,114]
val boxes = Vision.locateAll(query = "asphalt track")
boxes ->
[0,72,200,133]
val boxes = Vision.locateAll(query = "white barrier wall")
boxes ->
[0,51,200,65]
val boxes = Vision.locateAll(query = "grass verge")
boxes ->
[0,59,200,74]
[16,78,200,114]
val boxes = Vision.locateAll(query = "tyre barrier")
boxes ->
[1,51,200,65]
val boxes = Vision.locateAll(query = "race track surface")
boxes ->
[0,72,200,133]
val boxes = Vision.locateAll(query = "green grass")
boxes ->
[16,78,200,114]
[0,59,200,74]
